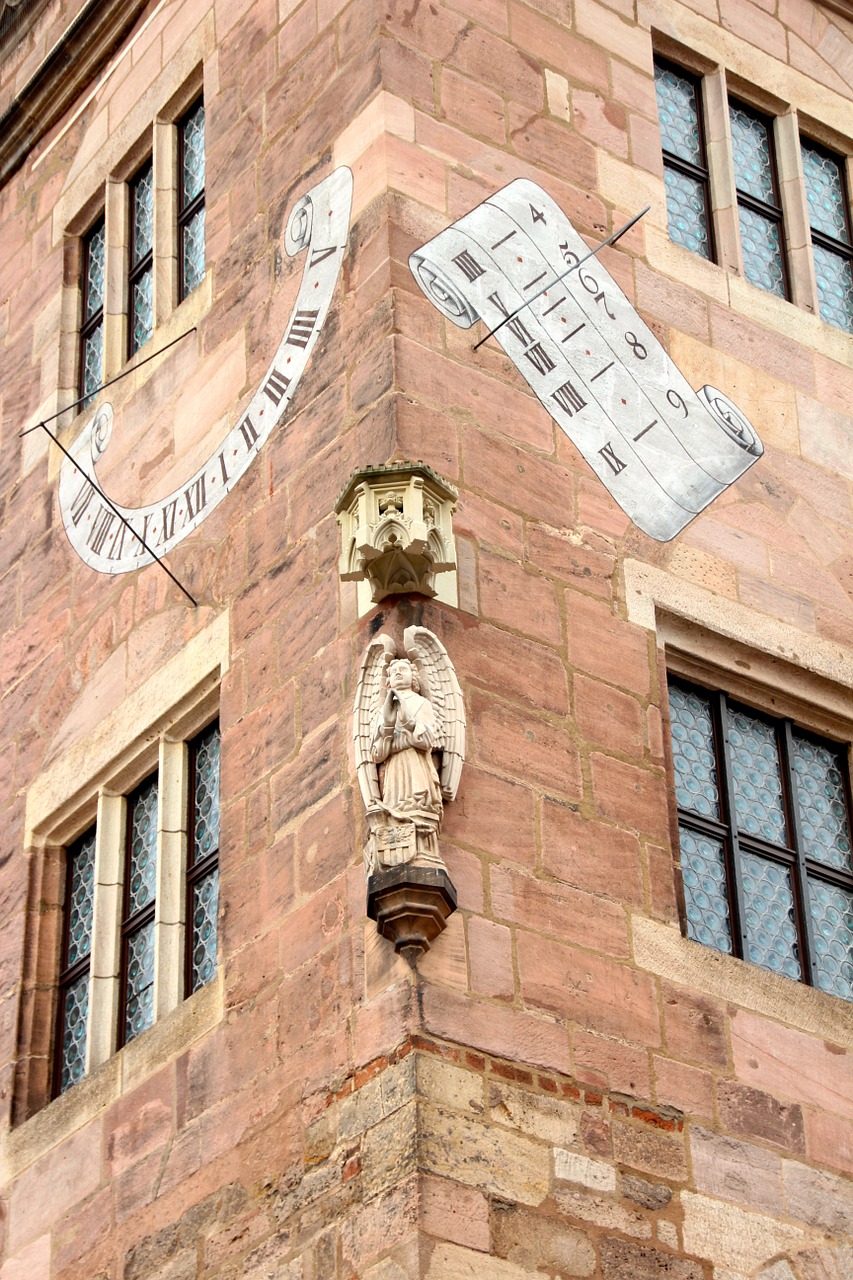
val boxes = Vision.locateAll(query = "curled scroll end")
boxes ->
[90,403,114,464]
[697,386,763,459]
[408,252,480,330]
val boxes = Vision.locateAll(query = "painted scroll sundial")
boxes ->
[410,178,762,541]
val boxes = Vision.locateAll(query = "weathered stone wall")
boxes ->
[0,0,851,1275]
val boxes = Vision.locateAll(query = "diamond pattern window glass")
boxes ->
[654,58,713,261]
[801,139,853,333]
[79,219,105,404]
[128,159,154,355]
[729,100,788,299]
[668,678,853,1002]
[179,98,205,299]
[56,828,96,1095]
[120,775,158,1045]
[187,721,220,993]
[52,707,223,1096]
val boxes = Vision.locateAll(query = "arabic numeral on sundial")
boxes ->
[578,268,616,320]
[287,309,319,348]
[625,331,647,360]
[667,389,689,418]
[529,203,546,224]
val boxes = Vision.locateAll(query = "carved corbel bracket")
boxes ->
[335,462,458,614]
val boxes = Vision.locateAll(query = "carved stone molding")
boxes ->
[367,866,457,963]
[335,462,458,613]
[0,0,149,184]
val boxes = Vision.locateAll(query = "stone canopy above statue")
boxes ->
[335,462,458,614]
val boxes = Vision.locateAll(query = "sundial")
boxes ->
[50,168,762,594]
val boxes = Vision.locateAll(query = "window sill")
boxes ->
[644,221,853,371]
[633,916,853,1048]
[0,970,223,1183]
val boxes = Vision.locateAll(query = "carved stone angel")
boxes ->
[354,626,466,878]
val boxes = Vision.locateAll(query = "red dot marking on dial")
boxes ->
[621,398,627,405]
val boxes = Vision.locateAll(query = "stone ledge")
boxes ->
[0,0,149,185]
[632,915,853,1048]
[0,970,223,1183]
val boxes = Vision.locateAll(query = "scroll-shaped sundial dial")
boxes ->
[410,179,762,541]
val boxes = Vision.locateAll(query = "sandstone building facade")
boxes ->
[0,0,852,1275]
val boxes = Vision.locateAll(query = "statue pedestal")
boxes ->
[367,866,457,963]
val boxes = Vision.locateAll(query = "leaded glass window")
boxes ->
[654,58,714,261]
[55,828,96,1095]
[729,101,788,299]
[121,775,158,1044]
[79,219,105,404]
[128,159,154,355]
[668,679,853,1001]
[801,139,853,333]
[179,98,206,298]
[187,721,220,993]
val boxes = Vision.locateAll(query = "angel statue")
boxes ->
[354,626,466,878]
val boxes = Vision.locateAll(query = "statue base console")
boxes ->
[367,866,457,963]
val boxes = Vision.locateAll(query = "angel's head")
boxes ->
[387,658,420,693]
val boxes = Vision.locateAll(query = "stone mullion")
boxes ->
[702,67,741,277]
[775,110,819,316]
[103,177,128,377]
[153,738,189,1020]
[86,791,125,1071]
[153,119,179,325]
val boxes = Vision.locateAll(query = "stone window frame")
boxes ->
[19,615,228,1121]
[68,67,206,401]
[53,699,220,1098]
[651,39,853,333]
[624,560,853,1047]
[667,674,853,1001]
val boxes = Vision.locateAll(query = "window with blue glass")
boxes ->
[179,98,205,300]
[55,828,96,1095]
[186,721,220,994]
[801,138,853,334]
[52,712,221,1097]
[79,218,105,404]
[654,57,714,262]
[128,158,154,356]
[668,678,853,1002]
[729,100,788,299]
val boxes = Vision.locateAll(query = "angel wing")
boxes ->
[353,633,396,811]
[403,625,466,801]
